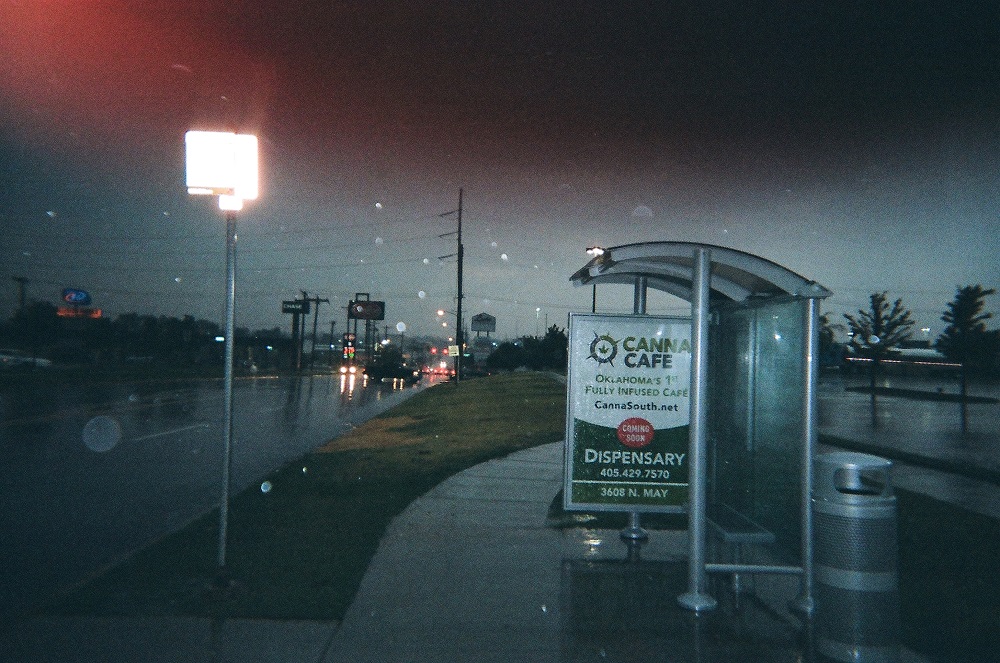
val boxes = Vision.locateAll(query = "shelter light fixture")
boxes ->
[585,247,606,312]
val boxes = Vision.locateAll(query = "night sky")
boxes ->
[3,1,998,340]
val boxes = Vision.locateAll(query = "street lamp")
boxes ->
[184,130,259,572]
[586,247,605,313]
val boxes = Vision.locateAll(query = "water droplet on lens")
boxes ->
[261,481,272,493]
[82,415,122,453]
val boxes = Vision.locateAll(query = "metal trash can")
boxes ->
[813,452,899,663]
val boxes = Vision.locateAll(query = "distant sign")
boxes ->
[564,313,692,513]
[62,288,91,306]
[282,300,310,314]
[57,307,102,319]
[349,300,385,320]
[471,312,496,333]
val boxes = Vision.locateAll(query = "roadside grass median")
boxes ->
[43,371,567,622]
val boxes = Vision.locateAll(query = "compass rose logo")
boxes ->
[588,332,619,365]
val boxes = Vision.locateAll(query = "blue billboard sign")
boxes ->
[62,288,92,306]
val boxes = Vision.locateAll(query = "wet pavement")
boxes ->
[4,374,995,662]
[0,373,432,618]
[323,443,814,663]
[3,442,931,663]
[818,374,1000,519]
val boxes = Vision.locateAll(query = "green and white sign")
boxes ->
[564,313,692,512]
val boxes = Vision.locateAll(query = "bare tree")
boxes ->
[844,292,914,427]
[936,285,996,435]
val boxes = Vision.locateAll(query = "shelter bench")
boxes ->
[706,503,776,598]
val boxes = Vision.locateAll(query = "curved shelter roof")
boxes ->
[569,241,832,304]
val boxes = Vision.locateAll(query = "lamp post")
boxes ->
[184,130,259,572]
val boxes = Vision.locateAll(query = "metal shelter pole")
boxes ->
[792,297,819,615]
[622,276,650,542]
[679,248,717,611]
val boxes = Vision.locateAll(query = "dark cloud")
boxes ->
[2,1,998,334]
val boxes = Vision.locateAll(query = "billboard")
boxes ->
[470,312,496,332]
[348,300,385,320]
[282,300,311,314]
[62,288,91,306]
[564,313,692,513]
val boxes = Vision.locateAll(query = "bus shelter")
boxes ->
[569,241,831,613]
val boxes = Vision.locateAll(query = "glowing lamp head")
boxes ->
[185,131,259,201]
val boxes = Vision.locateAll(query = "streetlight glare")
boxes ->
[219,195,243,211]
[185,131,259,201]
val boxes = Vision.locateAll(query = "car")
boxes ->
[364,362,422,384]
[0,348,53,369]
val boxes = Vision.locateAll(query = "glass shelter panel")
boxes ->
[708,298,807,559]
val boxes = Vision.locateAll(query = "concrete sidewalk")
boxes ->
[321,442,810,663]
[4,443,813,662]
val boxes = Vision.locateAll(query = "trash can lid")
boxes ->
[814,451,894,500]
[815,451,892,472]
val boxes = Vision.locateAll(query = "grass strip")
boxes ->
[43,372,567,621]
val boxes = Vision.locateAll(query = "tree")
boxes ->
[10,300,60,363]
[486,342,525,372]
[844,292,914,427]
[936,285,996,435]
[521,325,568,371]
[819,312,847,368]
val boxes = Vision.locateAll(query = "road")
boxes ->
[0,371,436,618]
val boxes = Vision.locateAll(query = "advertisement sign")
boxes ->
[62,288,92,306]
[470,312,496,332]
[564,313,692,512]
[348,300,385,320]
[282,300,310,314]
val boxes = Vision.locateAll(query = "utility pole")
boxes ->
[307,294,330,369]
[296,291,308,371]
[438,188,464,383]
[329,320,336,367]
[456,188,464,383]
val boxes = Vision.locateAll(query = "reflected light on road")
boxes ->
[339,372,357,395]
